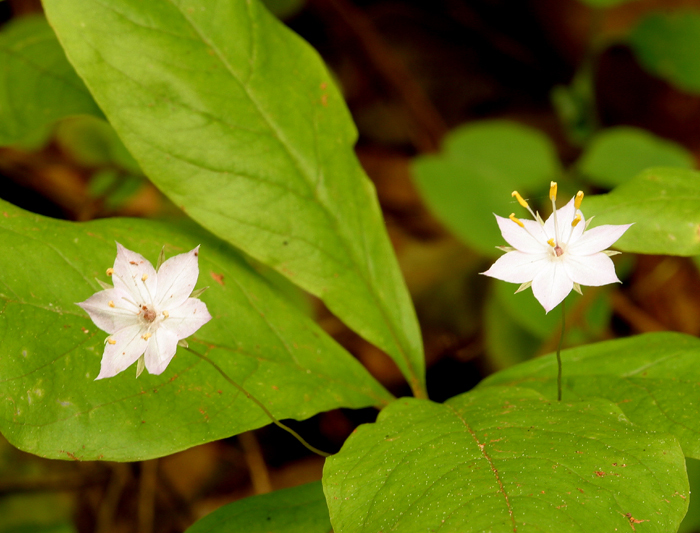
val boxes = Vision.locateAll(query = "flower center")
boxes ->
[141,305,157,323]
[554,245,564,257]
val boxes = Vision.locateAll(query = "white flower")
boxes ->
[482,182,632,313]
[77,243,212,379]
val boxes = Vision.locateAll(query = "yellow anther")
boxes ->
[509,213,524,228]
[142,332,152,341]
[107,338,117,345]
[575,191,584,210]
[162,310,169,318]
[106,268,114,276]
[141,274,148,282]
[571,213,582,227]
[549,181,558,202]
[511,191,529,209]
[547,238,556,248]
[108,300,115,308]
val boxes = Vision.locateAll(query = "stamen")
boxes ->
[108,300,115,308]
[509,213,524,228]
[571,213,582,227]
[106,268,114,276]
[512,191,529,209]
[547,238,556,248]
[162,310,169,318]
[549,181,560,245]
[107,338,117,345]
[575,191,584,210]
[142,332,152,340]
[141,273,148,282]
[549,181,558,202]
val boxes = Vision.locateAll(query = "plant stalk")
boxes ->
[556,299,566,402]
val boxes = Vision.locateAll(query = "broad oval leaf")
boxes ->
[0,15,101,145]
[412,120,561,256]
[578,126,694,189]
[0,199,391,461]
[323,388,688,533]
[629,11,700,93]
[480,332,700,459]
[42,0,426,397]
[584,167,700,256]
[186,481,330,533]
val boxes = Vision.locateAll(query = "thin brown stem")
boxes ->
[184,346,330,458]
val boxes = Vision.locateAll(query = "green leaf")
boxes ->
[0,15,101,146]
[679,458,700,533]
[629,11,700,93]
[323,388,688,533]
[578,126,694,188]
[412,120,561,256]
[584,167,700,256]
[0,199,392,461]
[186,482,330,533]
[479,332,700,459]
[42,0,425,397]
[576,0,640,7]
[261,0,306,19]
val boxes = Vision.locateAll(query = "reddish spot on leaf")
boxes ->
[595,471,606,477]
[210,272,225,285]
[2,212,7,217]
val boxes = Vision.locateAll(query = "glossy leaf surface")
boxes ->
[480,332,700,458]
[42,0,425,396]
[324,388,688,533]
[584,167,700,256]
[0,199,391,461]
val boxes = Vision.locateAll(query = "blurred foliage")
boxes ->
[411,121,561,256]
[577,126,695,188]
[629,10,700,94]
[261,0,306,19]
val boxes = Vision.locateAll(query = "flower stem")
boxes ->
[184,346,330,458]
[556,299,566,402]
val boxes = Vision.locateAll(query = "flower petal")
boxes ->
[568,224,633,256]
[143,327,179,375]
[544,197,576,243]
[96,324,148,380]
[531,261,573,313]
[495,215,549,254]
[482,251,550,283]
[563,253,621,286]
[77,288,138,334]
[163,298,212,339]
[155,246,201,309]
[112,243,158,306]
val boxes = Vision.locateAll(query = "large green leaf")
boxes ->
[629,11,700,93]
[41,0,425,397]
[480,332,700,459]
[584,167,700,256]
[412,120,561,256]
[578,126,694,189]
[0,15,101,145]
[323,388,688,533]
[0,199,391,461]
[186,482,330,533]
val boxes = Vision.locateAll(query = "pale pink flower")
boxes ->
[482,183,632,313]
[78,243,211,379]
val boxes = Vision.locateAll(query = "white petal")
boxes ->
[495,215,549,254]
[143,327,179,375]
[544,197,576,243]
[531,261,573,313]
[163,298,212,339]
[154,246,201,309]
[112,243,158,306]
[482,251,550,283]
[568,224,633,256]
[96,324,149,379]
[77,288,139,334]
[563,253,621,287]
